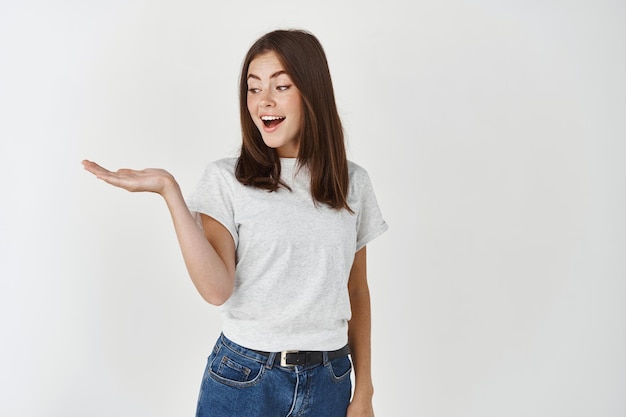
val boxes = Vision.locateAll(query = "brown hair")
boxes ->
[235,29,352,212]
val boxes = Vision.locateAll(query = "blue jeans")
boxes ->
[196,333,352,417]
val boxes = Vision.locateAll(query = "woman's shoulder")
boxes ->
[196,157,239,185]
[203,157,238,176]
[347,160,373,186]
[208,157,238,170]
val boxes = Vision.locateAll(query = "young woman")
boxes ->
[83,29,387,417]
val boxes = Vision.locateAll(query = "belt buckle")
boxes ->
[280,350,298,367]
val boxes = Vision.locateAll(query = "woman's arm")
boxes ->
[347,246,375,417]
[82,160,235,305]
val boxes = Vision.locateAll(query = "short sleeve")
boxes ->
[186,159,239,247]
[354,167,388,251]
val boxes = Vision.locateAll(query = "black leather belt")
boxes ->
[253,345,350,367]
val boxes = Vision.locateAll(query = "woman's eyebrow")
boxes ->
[247,70,287,80]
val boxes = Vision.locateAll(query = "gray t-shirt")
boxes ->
[186,157,388,351]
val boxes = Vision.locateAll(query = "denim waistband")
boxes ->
[216,333,348,369]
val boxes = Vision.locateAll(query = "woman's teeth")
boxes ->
[261,116,286,127]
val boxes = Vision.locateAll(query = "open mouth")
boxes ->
[261,115,286,128]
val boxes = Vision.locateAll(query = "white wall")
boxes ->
[1,1,625,416]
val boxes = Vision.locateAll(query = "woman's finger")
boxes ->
[82,160,112,178]
[83,160,131,188]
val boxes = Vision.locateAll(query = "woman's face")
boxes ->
[246,51,303,158]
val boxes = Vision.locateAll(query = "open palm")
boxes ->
[82,160,175,195]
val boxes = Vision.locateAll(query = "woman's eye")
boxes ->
[247,88,260,94]
[277,85,291,91]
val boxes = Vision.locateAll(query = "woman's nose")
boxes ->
[259,90,275,107]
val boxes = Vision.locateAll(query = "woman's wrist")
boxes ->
[159,175,182,201]
[352,382,374,401]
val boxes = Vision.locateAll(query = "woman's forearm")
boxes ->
[161,180,234,305]
[348,283,374,400]
[347,247,375,412]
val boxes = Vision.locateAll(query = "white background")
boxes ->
[1,0,625,416]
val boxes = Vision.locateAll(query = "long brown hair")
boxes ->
[235,29,352,212]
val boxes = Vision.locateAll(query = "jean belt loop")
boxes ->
[266,352,276,369]
[322,350,330,366]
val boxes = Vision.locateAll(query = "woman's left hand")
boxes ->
[346,399,375,417]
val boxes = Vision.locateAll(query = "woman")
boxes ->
[83,29,387,417]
